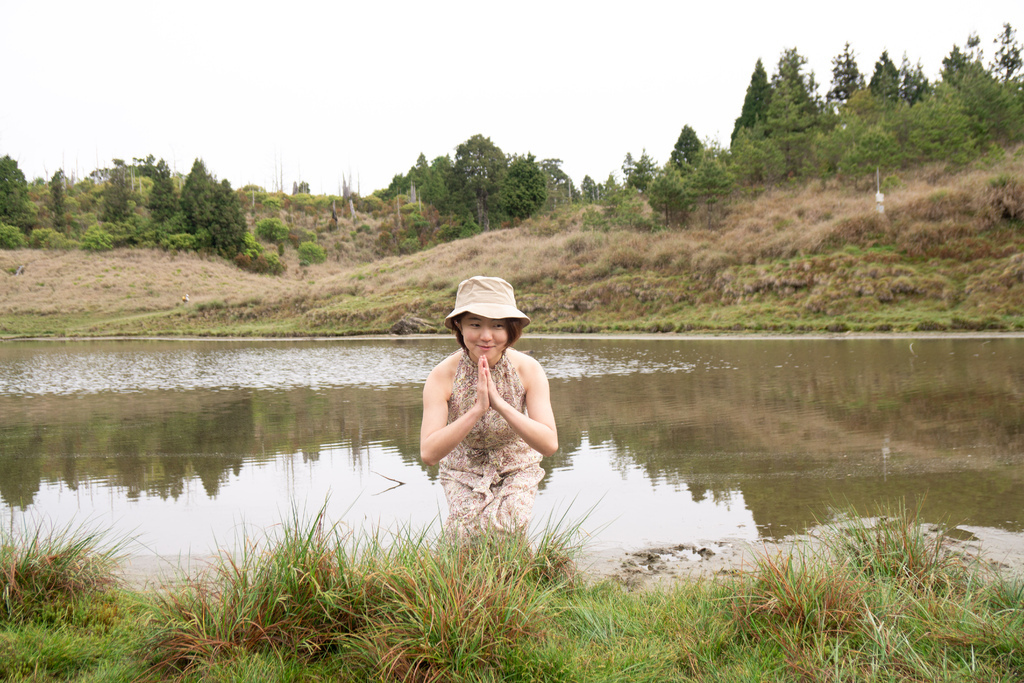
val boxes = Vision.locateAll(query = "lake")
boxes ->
[1,336,1022,560]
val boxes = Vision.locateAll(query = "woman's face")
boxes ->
[457,314,509,366]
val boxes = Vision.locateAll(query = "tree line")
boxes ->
[368,23,1024,234]
[1,24,1021,265]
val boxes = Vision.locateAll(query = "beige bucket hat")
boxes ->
[444,276,530,330]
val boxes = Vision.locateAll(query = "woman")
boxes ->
[420,276,558,537]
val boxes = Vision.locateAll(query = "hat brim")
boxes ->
[444,304,530,330]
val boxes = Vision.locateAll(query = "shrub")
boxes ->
[988,174,1024,221]
[80,225,114,251]
[437,223,462,242]
[235,251,285,275]
[360,195,385,215]
[255,217,289,243]
[0,223,27,249]
[232,233,285,274]
[162,232,197,252]
[28,228,77,250]
[297,241,326,266]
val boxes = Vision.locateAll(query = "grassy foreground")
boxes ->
[1,503,1022,682]
[2,154,1024,338]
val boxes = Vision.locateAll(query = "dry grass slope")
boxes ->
[2,149,1023,337]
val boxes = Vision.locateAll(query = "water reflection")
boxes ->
[0,337,1021,555]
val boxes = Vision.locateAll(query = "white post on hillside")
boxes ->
[875,168,885,214]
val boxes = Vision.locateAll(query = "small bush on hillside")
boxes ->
[162,232,197,252]
[298,242,326,266]
[255,217,289,243]
[28,228,77,250]
[988,174,1024,222]
[81,225,114,251]
[0,223,27,249]
[231,232,284,274]
[235,252,285,275]
[361,195,385,215]
[101,220,140,248]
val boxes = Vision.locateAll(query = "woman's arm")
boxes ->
[419,358,487,466]
[486,352,559,457]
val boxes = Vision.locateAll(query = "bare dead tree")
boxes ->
[343,172,355,218]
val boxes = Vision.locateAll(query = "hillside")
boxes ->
[2,153,1023,339]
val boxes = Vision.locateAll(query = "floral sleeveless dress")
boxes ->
[439,351,545,536]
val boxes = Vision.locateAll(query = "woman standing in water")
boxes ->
[420,276,558,537]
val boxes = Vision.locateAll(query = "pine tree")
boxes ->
[670,125,703,169]
[898,53,931,106]
[647,166,690,227]
[580,175,600,203]
[181,159,246,256]
[623,150,657,193]
[942,33,985,85]
[688,155,734,229]
[990,23,1022,83]
[731,59,771,143]
[764,48,822,176]
[500,153,547,220]
[148,159,178,224]
[869,50,901,104]
[826,42,864,105]
[100,159,133,223]
[450,134,506,231]
[49,169,67,231]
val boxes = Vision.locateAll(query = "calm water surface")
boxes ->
[1,337,1021,556]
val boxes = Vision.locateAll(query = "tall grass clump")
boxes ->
[145,505,364,676]
[730,498,1024,680]
[818,498,975,593]
[736,547,867,637]
[0,519,127,625]
[358,528,572,680]
[145,505,584,680]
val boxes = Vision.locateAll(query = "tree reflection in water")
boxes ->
[1,337,1021,553]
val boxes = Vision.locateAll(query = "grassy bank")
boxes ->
[1,502,1022,681]
[2,153,1024,339]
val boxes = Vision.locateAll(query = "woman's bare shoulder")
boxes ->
[506,348,545,380]
[426,351,463,385]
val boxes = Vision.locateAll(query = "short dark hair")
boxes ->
[451,313,525,352]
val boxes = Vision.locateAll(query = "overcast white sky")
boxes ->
[1,1,1020,195]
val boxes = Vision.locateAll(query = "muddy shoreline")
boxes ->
[119,525,1024,594]
[581,525,1024,591]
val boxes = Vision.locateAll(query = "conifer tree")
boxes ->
[688,155,734,229]
[580,175,600,203]
[869,50,901,104]
[898,53,931,105]
[49,169,67,231]
[148,159,178,224]
[647,165,690,226]
[100,159,133,223]
[623,150,657,193]
[826,42,864,105]
[990,23,1022,83]
[500,153,547,220]
[449,134,506,230]
[942,33,985,85]
[670,125,703,169]
[764,48,822,176]
[181,159,246,256]
[731,59,771,143]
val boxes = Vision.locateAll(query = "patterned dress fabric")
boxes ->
[439,351,544,537]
